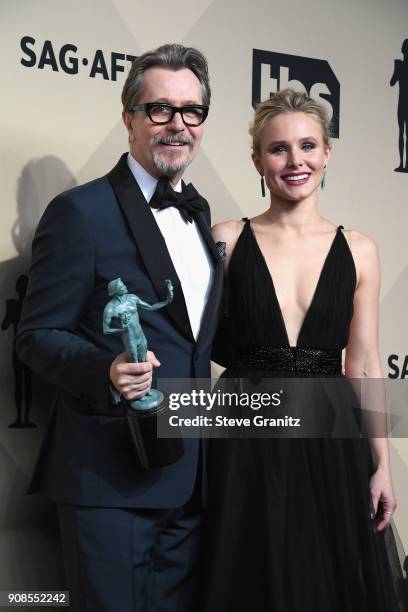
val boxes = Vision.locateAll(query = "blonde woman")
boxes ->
[203,89,406,611]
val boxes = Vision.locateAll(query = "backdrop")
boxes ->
[1,0,407,597]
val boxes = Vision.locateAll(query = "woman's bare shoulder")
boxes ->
[212,219,245,242]
[344,229,380,287]
[347,229,379,258]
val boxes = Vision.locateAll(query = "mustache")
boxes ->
[153,135,194,146]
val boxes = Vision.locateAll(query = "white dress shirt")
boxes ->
[127,153,213,340]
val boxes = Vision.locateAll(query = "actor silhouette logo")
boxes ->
[252,49,340,137]
[390,39,408,172]
[2,274,36,428]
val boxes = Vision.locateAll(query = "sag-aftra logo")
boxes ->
[20,35,136,81]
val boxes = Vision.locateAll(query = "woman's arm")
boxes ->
[211,220,244,368]
[212,219,245,272]
[344,231,396,531]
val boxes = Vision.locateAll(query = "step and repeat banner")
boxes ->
[1,0,407,595]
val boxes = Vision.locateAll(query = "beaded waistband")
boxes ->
[231,346,342,375]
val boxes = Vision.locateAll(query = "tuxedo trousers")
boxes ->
[56,489,203,612]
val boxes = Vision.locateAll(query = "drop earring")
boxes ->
[321,165,327,190]
[260,175,266,197]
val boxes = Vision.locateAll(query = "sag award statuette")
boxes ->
[103,278,183,469]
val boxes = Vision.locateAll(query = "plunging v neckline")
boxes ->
[245,220,342,349]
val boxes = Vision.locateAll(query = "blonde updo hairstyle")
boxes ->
[249,88,332,157]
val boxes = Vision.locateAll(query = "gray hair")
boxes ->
[122,44,211,112]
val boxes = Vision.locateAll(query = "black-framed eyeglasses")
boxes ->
[131,103,209,126]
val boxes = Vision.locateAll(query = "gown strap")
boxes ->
[243,219,343,231]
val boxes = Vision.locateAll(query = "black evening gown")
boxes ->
[203,219,407,612]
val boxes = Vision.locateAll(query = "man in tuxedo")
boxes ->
[15,44,222,612]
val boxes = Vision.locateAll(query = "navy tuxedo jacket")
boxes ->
[15,153,223,508]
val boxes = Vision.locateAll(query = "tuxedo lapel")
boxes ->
[192,208,224,349]
[107,154,194,342]
[192,209,221,265]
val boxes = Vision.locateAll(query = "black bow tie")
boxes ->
[150,178,206,223]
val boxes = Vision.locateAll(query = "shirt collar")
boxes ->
[127,153,182,203]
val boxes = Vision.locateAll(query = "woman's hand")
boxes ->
[370,466,397,531]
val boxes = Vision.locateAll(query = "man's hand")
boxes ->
[110,351,161,401]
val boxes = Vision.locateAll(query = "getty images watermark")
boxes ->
[155,377,408,439]
[166,388,301,430]
[168,388,283,410]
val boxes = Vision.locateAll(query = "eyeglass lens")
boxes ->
[149,105,205,125]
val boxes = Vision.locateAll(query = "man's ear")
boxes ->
[122,111,132,132]
[122,111,135,143]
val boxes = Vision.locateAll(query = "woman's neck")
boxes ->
[261,193,324,230]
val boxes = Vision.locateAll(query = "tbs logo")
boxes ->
[252,49,340,138]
